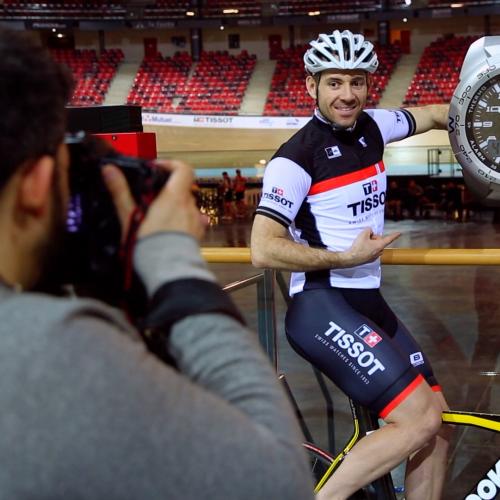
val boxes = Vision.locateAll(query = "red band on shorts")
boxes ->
[431,384,442,392]
[379,374,425,419]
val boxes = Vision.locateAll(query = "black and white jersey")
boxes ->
[255,108,416,295]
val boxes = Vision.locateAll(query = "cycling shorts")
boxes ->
[285,287,441,418]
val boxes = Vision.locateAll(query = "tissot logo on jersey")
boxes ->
[363,181,378,195]
[354,324,383,347]
[262,187,294,208]
[322,321,385,376]
[347,187,386,217]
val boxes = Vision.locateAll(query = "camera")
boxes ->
[60,131,168,310]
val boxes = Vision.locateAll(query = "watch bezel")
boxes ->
[449,60,500,197]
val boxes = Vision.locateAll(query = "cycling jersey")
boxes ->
[255,108,416,294]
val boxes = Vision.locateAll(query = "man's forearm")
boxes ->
[170,313,306,445]
[408,103,449,134]
[251,235,349,271]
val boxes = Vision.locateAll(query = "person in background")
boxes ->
[0,28,314,500]
[220,170,235,220]
[405,178,424,219]
[233,168,248,219]
[251,29,453,500]
[386,179,403,221]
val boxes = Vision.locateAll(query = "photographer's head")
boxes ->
[0,29,73,288]
[0,29,73,190]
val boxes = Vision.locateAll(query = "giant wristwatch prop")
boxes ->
[449,36,500,205]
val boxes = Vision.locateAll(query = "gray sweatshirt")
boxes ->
[0,232,313,499]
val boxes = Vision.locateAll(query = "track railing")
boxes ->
[202,247,500,265]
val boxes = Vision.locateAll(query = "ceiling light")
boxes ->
[185,10,195,16]
[223,8,239,14]
[308,10,321,16]
[451,2,463,6]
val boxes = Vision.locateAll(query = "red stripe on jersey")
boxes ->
[308,161,385,196]
[379,374,425,419]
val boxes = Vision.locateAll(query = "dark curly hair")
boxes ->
[0,29,73,189]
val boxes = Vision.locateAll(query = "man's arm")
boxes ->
[25,277,313,499]
[406,104,449,134]
[251,214,400,271]
[95,160,315,498]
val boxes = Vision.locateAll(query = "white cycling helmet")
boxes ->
[304,30,378,74]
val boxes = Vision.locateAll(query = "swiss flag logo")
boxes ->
[364,332,382,347]
[354,324,383,348]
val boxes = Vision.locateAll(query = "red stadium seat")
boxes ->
[51,47,124,106]
[403,35,478,107]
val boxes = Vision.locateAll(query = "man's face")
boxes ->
[306,69,369,128]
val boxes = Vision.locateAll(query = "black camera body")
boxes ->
[62,132,168,308]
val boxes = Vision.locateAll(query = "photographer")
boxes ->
[0,29,313,499]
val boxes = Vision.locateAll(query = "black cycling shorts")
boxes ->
[285,288,441,418]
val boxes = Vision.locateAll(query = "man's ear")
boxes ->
[18,156,55,216]
[306,75,317,100]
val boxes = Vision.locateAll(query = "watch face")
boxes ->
[465,73,500,172]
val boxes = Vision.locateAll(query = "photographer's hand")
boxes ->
[102,159,207,242]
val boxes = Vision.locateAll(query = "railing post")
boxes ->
[256,269,278,370]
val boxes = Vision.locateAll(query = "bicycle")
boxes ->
[294,384,500,499]
[221,270,499,499]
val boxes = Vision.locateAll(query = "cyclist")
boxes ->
[251,29,452,500]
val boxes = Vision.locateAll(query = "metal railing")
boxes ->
[427,147,460,177]
[202,247,500,265]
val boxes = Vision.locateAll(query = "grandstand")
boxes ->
[403,34,479,106]
[127,52,192,113]
[0,0,497,164]
[55,41,403,115]
[10,0,492,117]
[52,47,124,105]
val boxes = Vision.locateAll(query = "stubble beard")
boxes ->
[32,170,68,294]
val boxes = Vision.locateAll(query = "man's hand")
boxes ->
[341,228,401,267]
[102,159,207,242]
